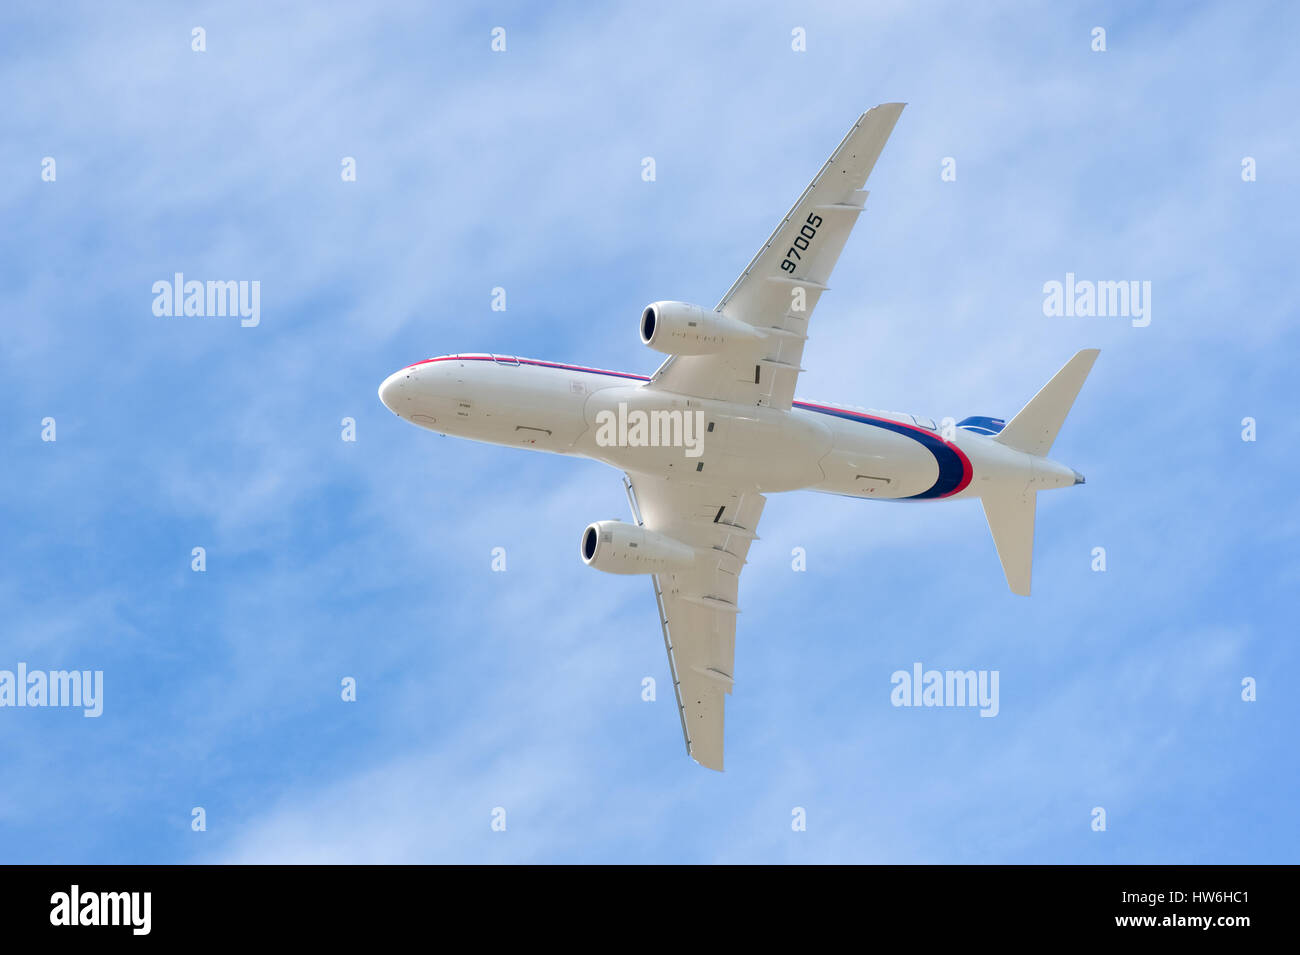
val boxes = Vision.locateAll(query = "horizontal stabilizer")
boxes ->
[996,349,1099,457]
[981,491,1036,596]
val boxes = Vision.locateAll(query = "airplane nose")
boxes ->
[378,370,404,413]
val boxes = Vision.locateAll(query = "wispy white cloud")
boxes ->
[1,0,1296,863]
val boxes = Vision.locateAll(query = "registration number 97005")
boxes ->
[780,213,823,273]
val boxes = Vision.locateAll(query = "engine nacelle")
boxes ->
[580,520,696,575]
[639,301,763,356]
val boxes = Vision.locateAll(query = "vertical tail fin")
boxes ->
[981,491,1036,596]
[982,349,1097,595]
[995,349,1099,457]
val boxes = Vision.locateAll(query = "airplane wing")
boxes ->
[647,103,905,410]
[623,473,766,771]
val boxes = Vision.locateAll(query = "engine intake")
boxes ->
[639,301,763,356]
[580,520,696,575]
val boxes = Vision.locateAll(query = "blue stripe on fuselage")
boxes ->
[792,402,969,499]
[432,357,970,498]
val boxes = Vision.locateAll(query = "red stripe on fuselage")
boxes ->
[404,354,651,381]
[793,401,972,498]
[397,356,972,496]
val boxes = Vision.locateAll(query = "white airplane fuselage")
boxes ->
[378,105,1098,769]
[379,353,1083,501]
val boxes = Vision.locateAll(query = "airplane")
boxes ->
[378,103,1098,771]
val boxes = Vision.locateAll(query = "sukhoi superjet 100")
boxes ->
[380,104,1097,769]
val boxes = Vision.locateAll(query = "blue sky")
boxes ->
[2,0,1297,863]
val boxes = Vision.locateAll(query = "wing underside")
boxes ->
[621,105,904,768]
[624,474,765,771]
[648,103,905,410]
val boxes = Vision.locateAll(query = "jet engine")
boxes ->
[580,520,696,575]
[639,301,763,356]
